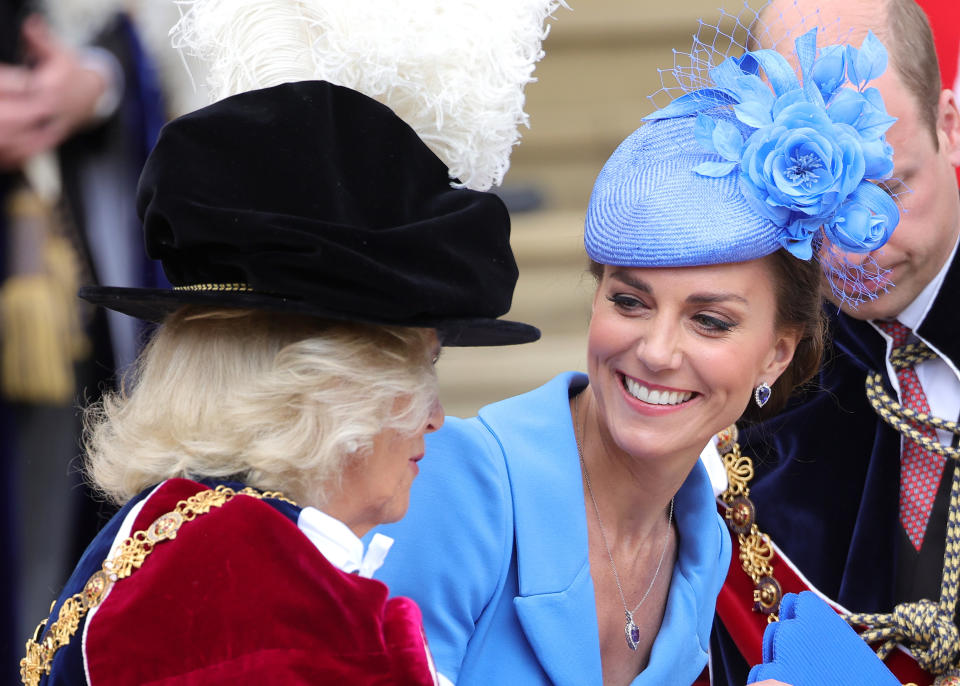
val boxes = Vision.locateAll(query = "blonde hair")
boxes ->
[84,307,438,506]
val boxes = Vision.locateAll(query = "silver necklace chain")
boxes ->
[574,394,675,650]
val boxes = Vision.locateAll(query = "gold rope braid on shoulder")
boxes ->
[716,424,782,623]
[19,485,295,686]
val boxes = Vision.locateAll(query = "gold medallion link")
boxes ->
[718,425,782,623]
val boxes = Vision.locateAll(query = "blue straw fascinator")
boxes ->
[584,3,902,306]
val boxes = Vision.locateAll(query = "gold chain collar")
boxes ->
[717,421,956,685]
[20,485,294,686]
[717,424,782,623]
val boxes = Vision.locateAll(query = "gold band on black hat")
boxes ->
[172,283,253,293]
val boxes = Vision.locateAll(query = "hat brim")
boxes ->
[79,286,540,347]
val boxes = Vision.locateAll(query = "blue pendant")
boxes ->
[624,612,640,650]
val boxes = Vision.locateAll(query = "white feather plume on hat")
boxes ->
[172,0,566,191]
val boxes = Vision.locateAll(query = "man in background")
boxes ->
[711,0,960,683]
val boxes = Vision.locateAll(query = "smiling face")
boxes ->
[586,259,799,464]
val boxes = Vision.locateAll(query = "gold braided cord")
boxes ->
[847,339,960,677]
[846,467,960,675]
[865,340,960,460]
[172,282,253,292]
[867,376,960,459]
[20,485,294,686]
[880,340,959,432]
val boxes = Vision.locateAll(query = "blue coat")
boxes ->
[373,372,731,685]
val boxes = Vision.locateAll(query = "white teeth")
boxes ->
[623,376,691,406]
[636,384,650,402]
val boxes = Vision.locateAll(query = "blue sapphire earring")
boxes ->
[754,382,772,408]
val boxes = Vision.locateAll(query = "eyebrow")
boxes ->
[610,270,652,293]
[609,269,749,306]
[686,292,749,306]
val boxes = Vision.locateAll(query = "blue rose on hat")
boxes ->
[646,28,898,263]
[826,192,895,254]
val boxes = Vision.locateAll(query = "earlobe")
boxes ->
[937,90,960,168]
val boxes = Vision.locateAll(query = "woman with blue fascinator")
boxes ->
[372,4,905,685]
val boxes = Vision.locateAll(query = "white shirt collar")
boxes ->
[897,234,959,331]
[297,506,394,578]
[700,438,728,497]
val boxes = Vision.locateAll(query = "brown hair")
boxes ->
[588,250,825,422]
[884,0,941,146]
[740,249,825,421]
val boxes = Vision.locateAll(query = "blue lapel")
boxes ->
[639,460,719,686]
[479,373,726,686]
[479,372,604,686]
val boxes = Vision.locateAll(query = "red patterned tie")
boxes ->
[877,319,945,551]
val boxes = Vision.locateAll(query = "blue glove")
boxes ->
[748,592,899,686]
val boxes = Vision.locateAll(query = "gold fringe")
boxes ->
[0,188,89,405]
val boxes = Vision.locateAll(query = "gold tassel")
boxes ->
[0,185,89,405]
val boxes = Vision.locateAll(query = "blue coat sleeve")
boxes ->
[371,416,515,682]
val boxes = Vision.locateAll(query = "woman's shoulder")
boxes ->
[475,371,585,425]
[82,479,418,683]
[675,459,732,578]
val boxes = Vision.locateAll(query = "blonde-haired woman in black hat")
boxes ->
[19,79,540,686]
[17,0,569,677]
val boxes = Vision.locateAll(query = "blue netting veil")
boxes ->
[584,0,906,308]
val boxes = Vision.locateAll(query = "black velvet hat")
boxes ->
[79,81,540,346]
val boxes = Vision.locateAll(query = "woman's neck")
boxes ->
[573,387,696,544]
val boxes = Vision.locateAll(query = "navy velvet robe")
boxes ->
[712,246,960,685]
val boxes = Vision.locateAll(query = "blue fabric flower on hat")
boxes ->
[646,28,898,262]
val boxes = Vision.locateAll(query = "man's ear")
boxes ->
[937,89,960,168]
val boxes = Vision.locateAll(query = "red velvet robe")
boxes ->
[42,478,437,685]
